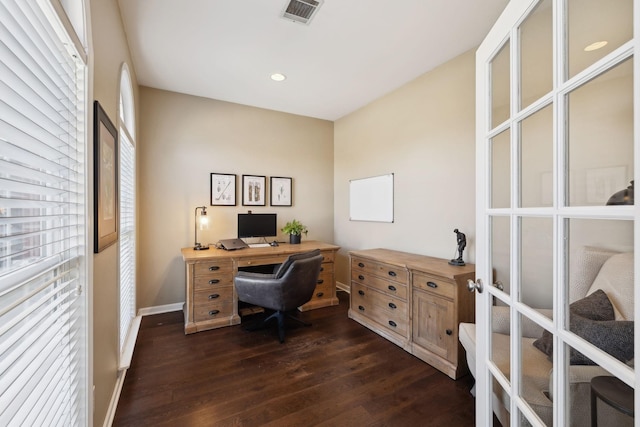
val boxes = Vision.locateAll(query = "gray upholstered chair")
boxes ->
[234,249,323,343]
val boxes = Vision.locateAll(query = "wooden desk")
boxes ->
[181,241,340,334]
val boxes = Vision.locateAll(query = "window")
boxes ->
[118,66,137,368]
[0,0,88,424]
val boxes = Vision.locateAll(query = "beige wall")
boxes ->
[333,50,477,286]
[90,0,139,424]
[137,87,335,308]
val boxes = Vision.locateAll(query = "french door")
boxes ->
[475,0,638,426]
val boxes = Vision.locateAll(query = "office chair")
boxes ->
[234,249,323,343]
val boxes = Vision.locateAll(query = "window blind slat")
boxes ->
[0,0,87,424]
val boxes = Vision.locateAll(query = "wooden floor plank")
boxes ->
[113,291,476,426]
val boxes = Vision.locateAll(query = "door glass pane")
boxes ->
[567,0,633,79]
[491,216,511,297]
[520,105,553,208]
[491,372,510,426]
[520,217,553,312]
[564,345,634,427]
[492,130,511,209]
[492,41,511,128]
[566,59,634,206]
[519,314,553,426]
[519,0,553,110]
[490,303,511,383]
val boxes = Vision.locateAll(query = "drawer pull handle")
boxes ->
[358,290,365,296]
[427,281,438,288]
[388,302,397,309]
[317,279,324,284]
[209,310,220,316]
[320,267,324,272]
[208,294,220,299]
[388,285,396,291]
[358,305,365,311]
[358,262,365,268]
[389,320,397,327]
[208,279,220,285]
[209,266,220,271]
[388,271,397,277]
[446,329,453,336]
[316,292,324,297]
[358,275,365,280]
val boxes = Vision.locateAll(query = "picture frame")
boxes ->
[242,175,266,206]
[210,173,236,206]
[93,101,119,253]
[270,176,292,206]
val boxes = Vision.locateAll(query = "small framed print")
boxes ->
[270,176,292,206]
[210,173,236,206]
[242,175,266,206]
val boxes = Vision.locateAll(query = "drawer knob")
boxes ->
[388,320,397,327]
[358,305,365,311]
[446,329,453,336]
[316,292,324,297]
[358,275,365,280]
[209,310,220,316]
[317,279,324,284]
[388,271,397,277]
[427,281,438,288]
[388,302,397,309]
[358,262,365,268]
[208,294,220,299]
[209,266,220,271]
[388,285,396,291]
[358,290,365,296]
[209,279,220,285]
[320,267,324,272]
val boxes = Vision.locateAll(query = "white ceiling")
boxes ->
[118,0,509,121]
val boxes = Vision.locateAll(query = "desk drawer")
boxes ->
[320,251,335,264]
[194,260,233,276]
[351,257,407,284]
[412,272,455,300]
[194,274,233,290]
[236,255,288,268]
[194,287,234,322]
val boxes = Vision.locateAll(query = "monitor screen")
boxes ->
[237,213,277,238]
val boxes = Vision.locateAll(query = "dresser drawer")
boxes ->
[193,287,234,322]
[351,257,407,284]
[412,271,455,300]
[351,293,408,337]
[351,271,407,300]
[351,282,407,317]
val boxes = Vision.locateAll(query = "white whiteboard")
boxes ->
[349,173,394,222]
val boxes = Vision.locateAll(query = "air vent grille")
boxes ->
[281,0,323,25]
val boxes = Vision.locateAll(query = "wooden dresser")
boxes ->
[182,241,339,334]
[349,248,475,379]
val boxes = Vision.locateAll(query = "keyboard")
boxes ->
[248,243,271,248]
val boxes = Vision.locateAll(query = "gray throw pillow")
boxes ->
[568,315,634,365]
[533,289,615,356]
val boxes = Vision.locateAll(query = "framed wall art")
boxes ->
[270,176,292,206]
[210,173,236,205]
[93,101,119,253]
[242,175,266,206]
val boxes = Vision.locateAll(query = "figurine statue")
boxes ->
[449,228,466,266]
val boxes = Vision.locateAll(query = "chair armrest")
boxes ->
[491,306,553,338]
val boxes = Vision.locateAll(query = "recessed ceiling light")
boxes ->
[584,41,608,52]
[270,73,286,82]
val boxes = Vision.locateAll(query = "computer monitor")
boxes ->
[237,213,277,239]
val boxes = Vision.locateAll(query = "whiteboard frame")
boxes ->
[349,173,394,223]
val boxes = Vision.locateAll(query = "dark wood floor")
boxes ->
[113,291,476,427]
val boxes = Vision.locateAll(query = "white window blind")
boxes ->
[0,0,87,425]
[118,123,136,367]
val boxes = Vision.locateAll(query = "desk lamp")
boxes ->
[194,206,210,250]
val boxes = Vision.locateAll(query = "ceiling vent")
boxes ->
[281,0,323,25]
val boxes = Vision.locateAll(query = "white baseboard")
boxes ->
[336,281,350,293]
[103,369,127,427]
[137,302,184,316]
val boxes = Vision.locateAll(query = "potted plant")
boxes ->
[281,219,308,244]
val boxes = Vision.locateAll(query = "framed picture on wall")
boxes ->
[93,100,119,253]
[270,176,292,206]
[242,175,266,206]
[210,173,236,206]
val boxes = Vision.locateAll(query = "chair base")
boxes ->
[244,310,311,343]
